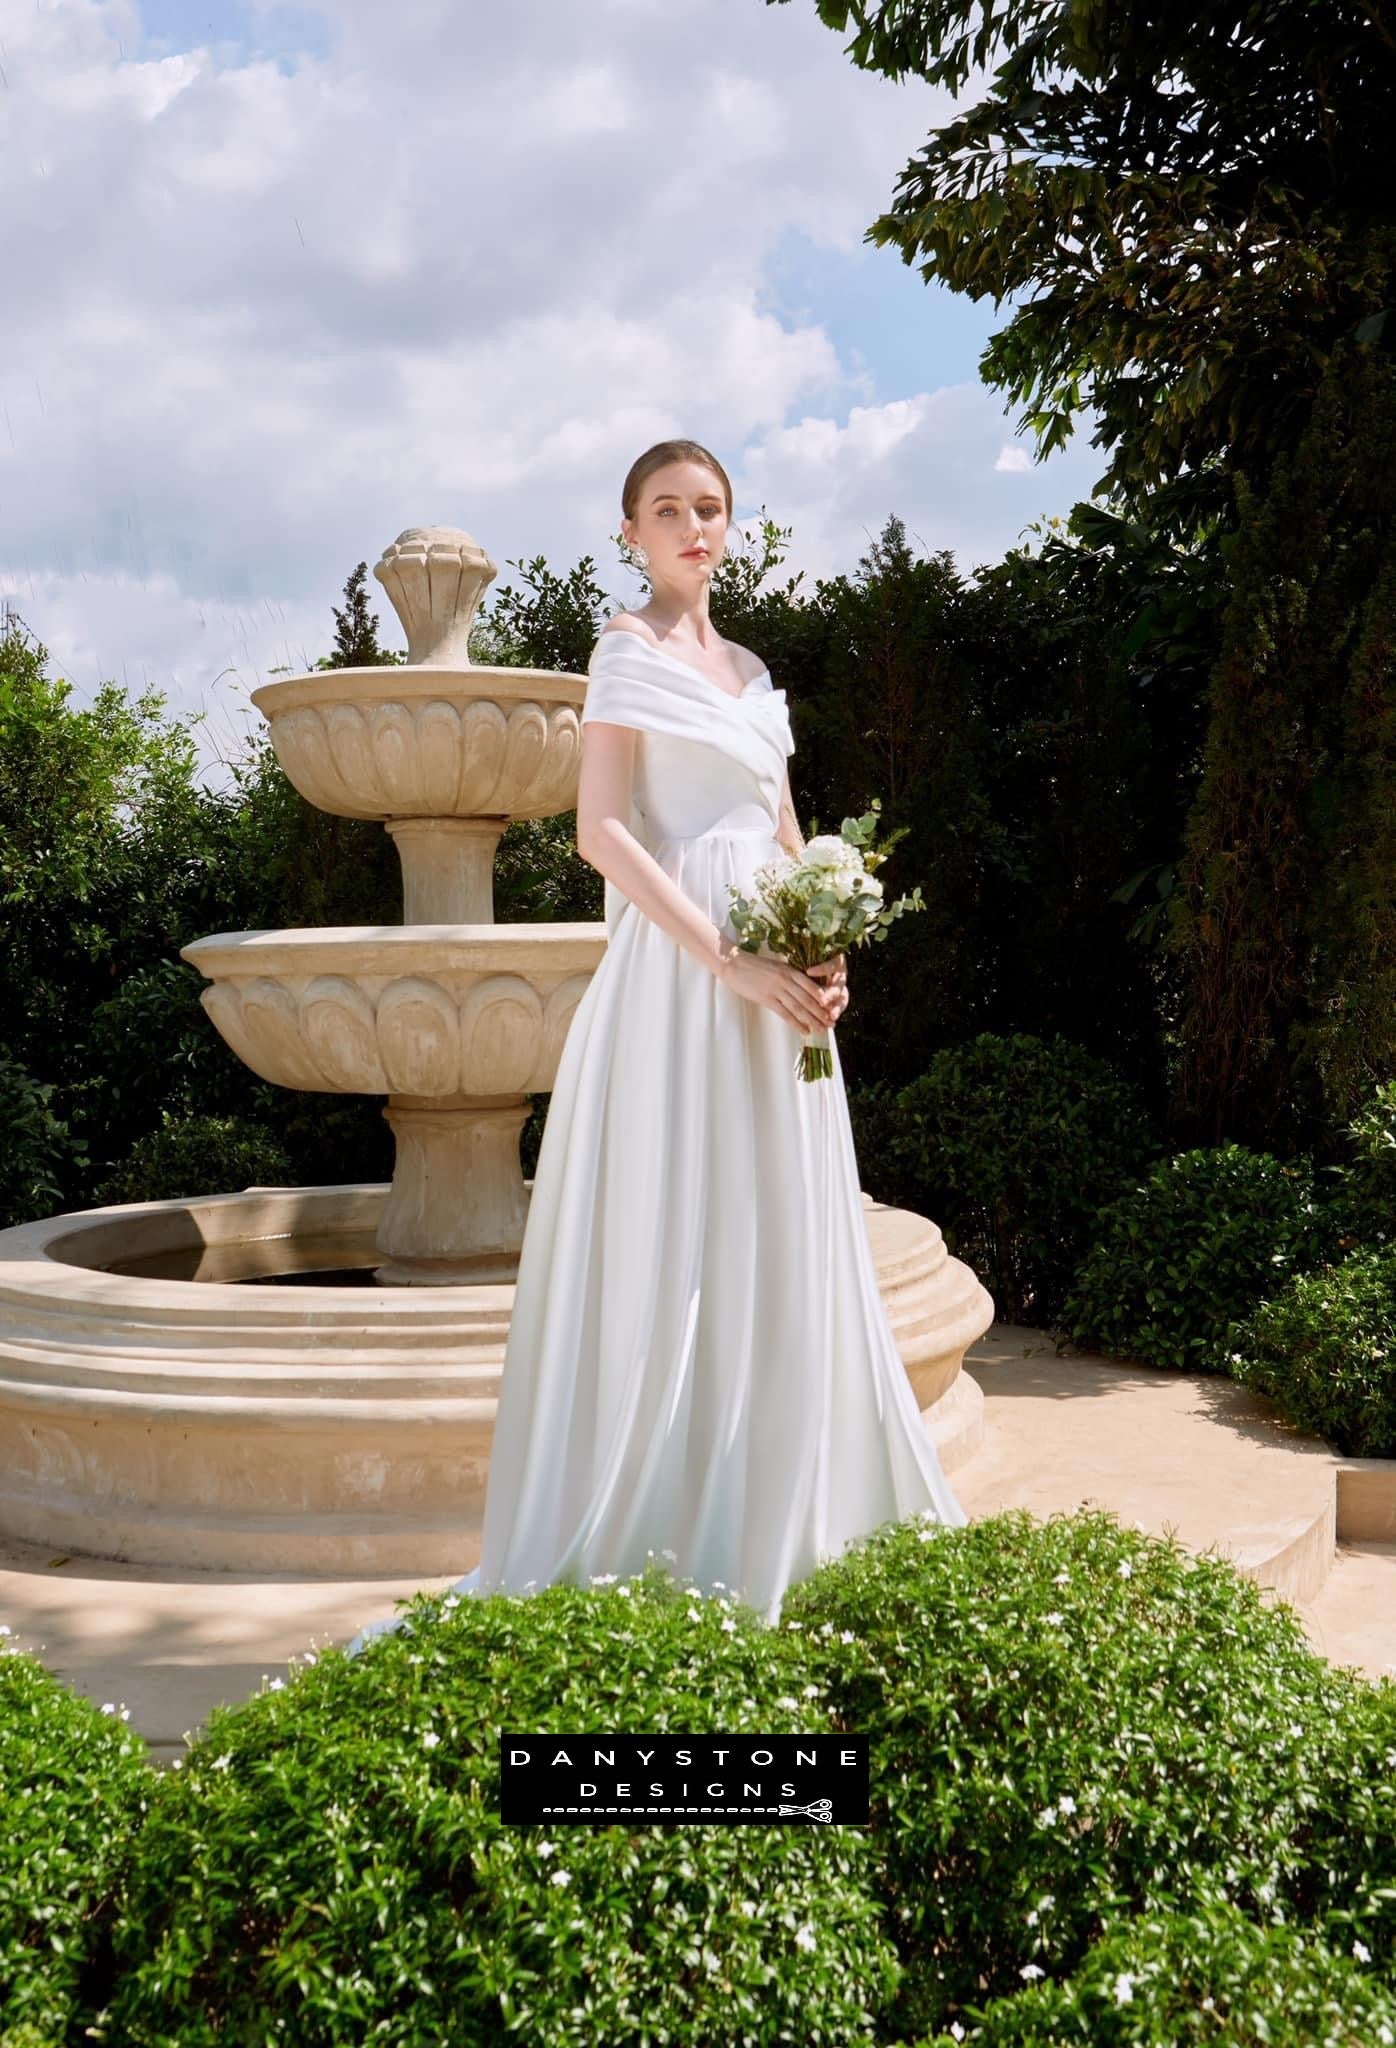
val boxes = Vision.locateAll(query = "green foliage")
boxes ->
[917,1898,1396,2045]
[887,1033,1162,1323]
[1324,1079,1396,1251]
[9,1512,1396,2044]
[0,617,216,1085]
[0,1055,86,1227]
[475,551,615,675]
[781,1510,1387,2043]
[1226,1247,1396,1458]
[1062,1143,1336,1373]
[91,1111,295,1207]
[326,561,401,669]
[1166,340,1396,1153]
[785,0,1396,537]
[0,1641,151,2042]
[98,1565,901,2047]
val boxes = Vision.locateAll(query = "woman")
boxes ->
[347,439,965,1651]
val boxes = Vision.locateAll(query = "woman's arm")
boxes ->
[576,720,741,978]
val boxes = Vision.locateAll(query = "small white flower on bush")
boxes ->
[536,1840,556,1858]
[1037,1806,1058,1827]
[1044,1611,1064,1626]
[840,1629,856,1644]
[949,2026,966,2042]
[0,1624,10,1637]
[1112,1973,1135,2005]
[212,1754,233,1771]
[269,1677,285,1692]
[1019,1963,1045,1981]
[1058,1794,1076,1815]
[442,1595,460,1612]
[794,1925,817,1952]
[422,1729,441,1750]
[1201,1996,1215,2012]
[802,1684,821,1698]
[775,1696,801,1711]
[739,1900,757,1918]
[1052,1571,1070,1586]
[590,1573,618,1586]
[1117,1561,1133,1578]
[1354,1938,1372,1962]
[721,1617,737,1634]
[550,1869,571,1887]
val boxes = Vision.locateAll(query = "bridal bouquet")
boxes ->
[727,800,924,1082]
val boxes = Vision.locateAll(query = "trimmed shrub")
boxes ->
[779,1508,1366,2043]
[914,1897,1396,2046]
[1321,1078,1396,1256]
[97,1564,901,2047]
[9,1511,1395,2046]
[1226,1246,1396,1456]
[0,1637,151,2043]
[90,1111,293,1207]
[889,1033,1161,1322]
[1061,1142,1336,1371]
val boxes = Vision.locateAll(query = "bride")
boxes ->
[346,439,966,1653]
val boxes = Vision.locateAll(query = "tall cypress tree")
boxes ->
[1167,339,1396,1153]
[328,562,390,669]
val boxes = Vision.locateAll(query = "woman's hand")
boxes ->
[719,948,842,1035]
[804,952,848,1024]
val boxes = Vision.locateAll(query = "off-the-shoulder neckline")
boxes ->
[595,627,771,701]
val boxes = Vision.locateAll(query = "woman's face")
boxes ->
[622,460,730,592]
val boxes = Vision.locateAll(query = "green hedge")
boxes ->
[1061,1142,1336,1372]
[860,1033,1162,1324]
[916,1898,1396,2046]
[0,1637,152,2043]
[1226,1246,1396,1457]
[90,1111,294,1207]
[6,1511,1396,2045]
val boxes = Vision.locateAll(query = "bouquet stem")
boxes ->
[796,1025,834,1082]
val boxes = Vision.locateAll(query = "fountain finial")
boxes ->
[374,527,497,668]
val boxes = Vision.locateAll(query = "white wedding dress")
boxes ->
[346,630,965,1654]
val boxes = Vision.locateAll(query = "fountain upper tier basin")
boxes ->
[250,666,587,821]
[180,924,607,1097]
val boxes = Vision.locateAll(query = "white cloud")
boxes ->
[1,0,1102,785]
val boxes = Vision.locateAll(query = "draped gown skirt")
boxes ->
[346,630,966,1652]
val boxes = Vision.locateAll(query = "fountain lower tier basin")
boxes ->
[0,1184,994,1574]
[180,925,607,1096]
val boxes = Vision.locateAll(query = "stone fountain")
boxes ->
[182,528,603,1286]
[0,525,994,1573]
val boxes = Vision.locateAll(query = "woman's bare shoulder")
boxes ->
[597,613,655,645]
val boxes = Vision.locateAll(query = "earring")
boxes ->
[625,540,650,572]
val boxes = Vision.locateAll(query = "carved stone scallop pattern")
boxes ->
[264,696,583,821]
[198,969,599,1097]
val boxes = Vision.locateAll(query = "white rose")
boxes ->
[804,834,859,871]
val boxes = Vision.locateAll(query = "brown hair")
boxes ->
[621,439,733,525]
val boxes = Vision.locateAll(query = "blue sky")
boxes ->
[1,0,1103,783]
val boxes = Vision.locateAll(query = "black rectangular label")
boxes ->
[500,1732,869,1826]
